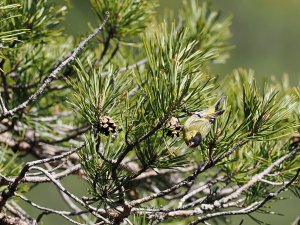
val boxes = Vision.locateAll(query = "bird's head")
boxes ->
[194,110,207,118]
[187,133,202,148]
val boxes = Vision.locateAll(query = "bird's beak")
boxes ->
[188,141,194,147]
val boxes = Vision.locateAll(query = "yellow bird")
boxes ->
[183,95,225,147]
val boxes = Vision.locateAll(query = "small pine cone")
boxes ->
[166,117,182,137]
[99,115,117,136]
[291,133,300,148]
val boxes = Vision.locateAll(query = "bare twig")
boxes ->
[179,176,225,208]
[24,164,81,183]
[217,147,299,205]
[0,93,7,113]
[292,215,300,225]
[129,140,246,208]
[0,145,83,209]
[5,202,31,221]
[130,147,299,222]
[189,169,300,225]
[29,166,111,224]
[16,193,86,225]
[259,178,292,186]
[129,176,192,207]
[30,166,85,207]
[44,164,93,225]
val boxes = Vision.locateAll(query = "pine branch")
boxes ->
[0,145,83,210]
[0,13,110,121]
[189,169,300,225]
[16,193,87,225]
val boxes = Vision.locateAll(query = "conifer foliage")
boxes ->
[0,0,299,224]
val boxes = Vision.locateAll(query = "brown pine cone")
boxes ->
[165,117,182,137]
[99,115,117,136]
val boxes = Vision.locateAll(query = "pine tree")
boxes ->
[0,0,299,225]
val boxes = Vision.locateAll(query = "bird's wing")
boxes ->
[188,117,212,138]
[214,94,226,111]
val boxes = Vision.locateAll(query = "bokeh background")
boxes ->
[65,0,300,85]
[22,1,300,225]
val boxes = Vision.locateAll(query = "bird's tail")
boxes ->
[208,94,226,119]
[194,94,226,119]
[214,93,226,111]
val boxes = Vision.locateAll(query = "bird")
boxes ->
[183,94,226,147]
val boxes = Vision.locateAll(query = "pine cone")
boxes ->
[165,117,182,137]
[99,115,117,136]
[291,133,300,148]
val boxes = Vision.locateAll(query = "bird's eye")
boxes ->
[209,118,215,123]
[195,112,203,118]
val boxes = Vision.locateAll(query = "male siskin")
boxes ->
[183,95,225,147]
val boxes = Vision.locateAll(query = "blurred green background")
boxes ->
[65,0,300,85]
[22,1,300,225]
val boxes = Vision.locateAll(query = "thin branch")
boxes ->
[132,164,196,181]
[292,216,300,225]
[30,166,86,207]
[0,145,83,209]
[44,164,93,225]
[217,147,299,205]
[17,162,67,177]
[179,176,225,208]
[214,140,247,162]
[129,140,246,207]
[5,202,31,221]
[129,176,192,207]
[24,164,81,183]
[16,193,86,225]
[29,166,111,224]
[189,169,300,225]
[0,13,110,121]
[179,196,207,210]
[132,168,298,223]
[0,93,7,113]
[259,178,292,186]
[59,190,93,225]
[28,145,84,166]
[116,114,169,166]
